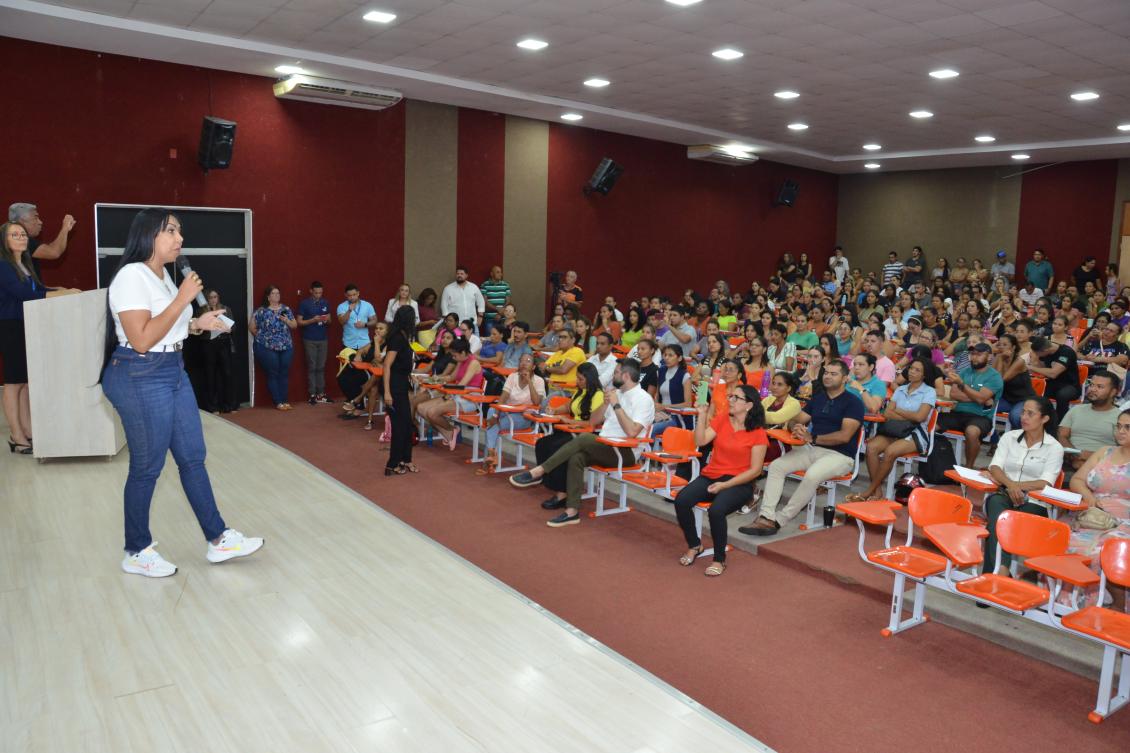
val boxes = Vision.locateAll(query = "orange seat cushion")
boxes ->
[621,471,688,490]
[1061,606,1130,652]
[511,433,542,446]
[867,546,949,579]
[955,574,1050,612]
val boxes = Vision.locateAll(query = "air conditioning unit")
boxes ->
[273,75,402,111]
[687,144,758,165]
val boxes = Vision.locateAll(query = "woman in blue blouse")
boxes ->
[0,222,80,453]
[248,284,297,410]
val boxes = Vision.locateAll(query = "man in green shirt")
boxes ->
[936,342,1003,466]
[480,265,512,335]
[1059,371,1121,471]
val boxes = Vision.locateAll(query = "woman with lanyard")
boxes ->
[981,395,1064,576]
[248,285,297,411]
[383,305,418,475]
[674,384,769,576]
[0,222,81,454]
[101,208,262,577]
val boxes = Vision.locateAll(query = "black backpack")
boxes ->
[921,434,956,485]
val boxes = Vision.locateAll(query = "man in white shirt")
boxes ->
[440,265,485,327]
[1017,281,1043,308]
[830,245,849,284]
[509,359,654,527]
[587,332,617,388]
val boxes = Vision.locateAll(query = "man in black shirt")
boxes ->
[1030,336,1080,421]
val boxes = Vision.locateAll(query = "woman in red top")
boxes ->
[675,384,769,576]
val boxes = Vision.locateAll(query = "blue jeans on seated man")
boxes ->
[485,409,534,451]
[996,399,1025,431]
[102,347,227,554]
[254,343,294,405]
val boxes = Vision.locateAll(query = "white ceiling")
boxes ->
[3,0,1130,172]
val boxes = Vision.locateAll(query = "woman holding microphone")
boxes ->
[101,208,262,578]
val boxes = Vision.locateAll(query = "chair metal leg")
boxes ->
[880,576,931,637]
[1090,647,1130,723]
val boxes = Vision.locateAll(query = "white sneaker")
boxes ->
[122,543,177,578]
[206,529,264,564]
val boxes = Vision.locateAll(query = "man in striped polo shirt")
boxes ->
[481,265,512,334]
[882,251,904,287]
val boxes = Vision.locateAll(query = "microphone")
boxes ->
[177,257,208,307]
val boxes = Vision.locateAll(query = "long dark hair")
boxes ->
[259,284,281,308]
[574,362,602,420]
[390,301,417,342]
[1023,395,1059,437]
[100,209,180,381]
[735,385,767,431]
[0,222,45,287]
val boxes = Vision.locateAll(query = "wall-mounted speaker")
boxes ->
[197,116,237,171]
[583,157,624,196]
[775,179,799,207]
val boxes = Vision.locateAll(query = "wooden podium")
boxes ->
[23,289,125,460]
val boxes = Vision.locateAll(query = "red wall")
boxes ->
[2,38,405,401]
[546,125,840,315]
[1016,160,1118,280]
[456,108,505,280]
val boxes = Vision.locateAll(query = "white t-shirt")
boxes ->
[587,352,617,388]
[600,384,656,458]
[109,263,190,348]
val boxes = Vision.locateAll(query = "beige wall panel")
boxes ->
[837,166,1022,277]
[503,116,549,325]
[1109,158,1130,267]
[404,100,458,294]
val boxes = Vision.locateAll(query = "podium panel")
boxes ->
[24,289,125,460]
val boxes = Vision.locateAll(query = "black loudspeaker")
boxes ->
[583,157,623,196]
[197,116,237,171]
[775,179,799,207]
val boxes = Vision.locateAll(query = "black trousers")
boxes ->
[1047,383,1081,422]
[386,373,413,469]
[674,474,753,563]
[202,335,237,412]
[535,430,575,492]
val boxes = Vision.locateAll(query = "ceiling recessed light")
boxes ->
[864,163,881,169]
[929,68,959,79]
[517,38,548,51]
[862,143,881,151]
[560,113,583,122]
[275,65,306,75]
[583,78,610,88]
[974,135,996,143]
[774,90,799,99]
[1070,91,1099,101]
[787,122,808,131]
[712,48,743,61]
[362,10,396,23]
[1119,124,1130,132]
[909,110,933,119]
[1012,153,1030,160]
[665,0,703,5]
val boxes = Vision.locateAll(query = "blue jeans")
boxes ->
[255,343,293,405]
[102,347,227,554]
[997,399,1025,431]
[485,410,533,451]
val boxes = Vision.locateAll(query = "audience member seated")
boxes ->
[674,384,769,576]
[543,328,585,394]
[475,325,506,366]
[845,353,887,414]
[1029,335,1081,422]
[416,339,484,450]
[659,306,697,357]
[767,323,797,372]
[1078,320,1130,368]
[409,329,457,421]
[620,308,646,349]
[573,316,596,356]
[1059,371,1122,473]
[650,345,691,435]
[981,396,1064,575]
[509,359,654,527]
[480,353,545,475]
[936,342,1003,467]
[851,359,937,501]
[501,321,534,368]
[540,314,566,350]
[993,333,1035,430]
[636,338,660,397]
[741,360,864,536]
[587,332,618,388]
[592,304,622,344]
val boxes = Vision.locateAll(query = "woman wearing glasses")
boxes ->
[0,222,81,454]
[674,384,768,577]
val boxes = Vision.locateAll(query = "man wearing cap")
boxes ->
[990,250,1015,284]
[936,342,1003,467]
[1024,248,1054,292]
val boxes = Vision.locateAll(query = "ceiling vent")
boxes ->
[273,75,402,111]
[687,144,758,165]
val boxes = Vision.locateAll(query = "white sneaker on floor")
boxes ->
[122,543,177,578]
[206,529,264,564]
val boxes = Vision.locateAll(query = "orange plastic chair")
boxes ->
[1059,538,1130,723]
[954,510,1071,612]
[494,395,570,473]
[586,435,652,517]
[622,427,701,500]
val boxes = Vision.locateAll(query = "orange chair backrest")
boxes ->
[1078,364,1089,384]
[547,395,570,411]
[1100,538,1130,588]
[728,336,744,347]
[996,510,1070,559]
[660,427,696,455]
[925,408,940,435]
[907,488,970,526]
[1031,376,1046,396]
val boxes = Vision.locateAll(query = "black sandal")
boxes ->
[384,465,407,476]
[399,462,420,473]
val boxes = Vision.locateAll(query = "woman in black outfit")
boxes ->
[383,305,417,475]
[197,289,238,413]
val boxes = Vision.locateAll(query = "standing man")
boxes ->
[480,265,511,334]
[337,283,376,353]
[991,250,1015,284]
[297,280,332,404]
[441,265,485,330]
[1030,336,1081,422]
[936,342,1003,467]
[9,202,76,274]
[829,245,850,286]
[882,251,903,286]
[1024,248,1054,292]
[556,270,583,306]
[902,246,926,287]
